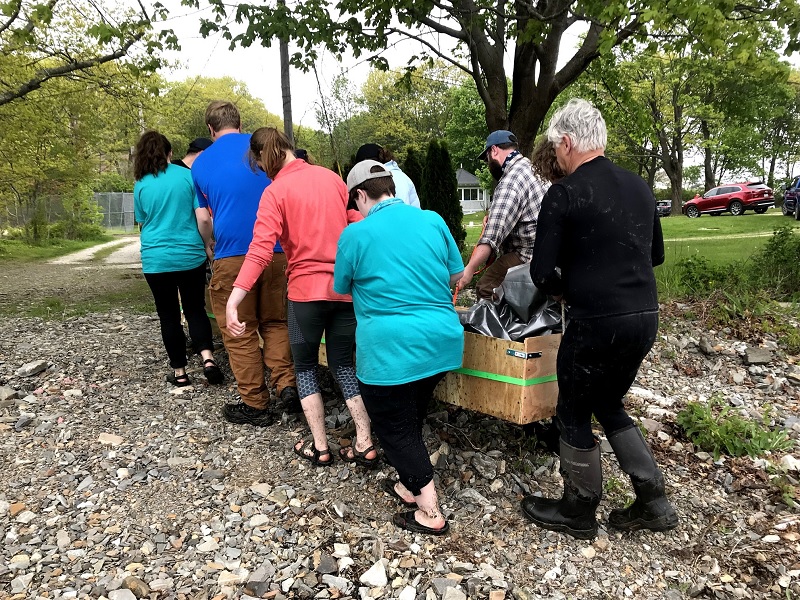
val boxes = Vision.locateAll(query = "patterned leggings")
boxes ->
[287,300,360,400]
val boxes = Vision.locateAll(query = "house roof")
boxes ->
[456,168,480,186]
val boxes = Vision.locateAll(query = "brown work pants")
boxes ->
[209,254,295,409]
[475,252,525,300]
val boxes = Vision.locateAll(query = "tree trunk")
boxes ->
[278,0,293,145]
[700,120,714,191]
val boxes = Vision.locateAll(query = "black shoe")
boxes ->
[222,403,275,427]
[279,386,302,413]
[203,358,224,385]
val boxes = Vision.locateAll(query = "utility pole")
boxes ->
[278,0,293,145]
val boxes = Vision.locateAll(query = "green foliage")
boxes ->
[0,0,172,107]
[403,147,423,194]
[749,225,800,300]
[92,173,134,193]
[663,225,800,303]
[677,396,793,460]
[194,0,800,155]
[421,140,466,250]
[56,185,105,241]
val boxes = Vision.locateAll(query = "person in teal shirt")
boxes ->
[334,159,464,536]
[133,130,223,387]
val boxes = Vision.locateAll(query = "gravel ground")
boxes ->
[0,258,799,599]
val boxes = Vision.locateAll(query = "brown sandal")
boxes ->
[339,442,379,469]
[294,439,334,467]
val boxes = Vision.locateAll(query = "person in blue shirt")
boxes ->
[354,144,421,208]
[133,130,223,387]
[334,160,465,536]
[191,101,298,426]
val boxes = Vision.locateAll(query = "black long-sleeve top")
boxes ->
[530,156,664,319]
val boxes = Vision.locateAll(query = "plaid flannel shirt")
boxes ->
[479,153,550,262]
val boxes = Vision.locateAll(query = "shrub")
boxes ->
[677,396,792,460]
[421,140,467,250]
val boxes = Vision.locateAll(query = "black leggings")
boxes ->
[556,311,658,449]
[360,373,446,496]
[144,263,213,369]
[287,300,359,400]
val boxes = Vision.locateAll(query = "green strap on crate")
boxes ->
[452,367,557,387]
[320,337,553,386]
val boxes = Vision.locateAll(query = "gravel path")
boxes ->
[0,255,799,599]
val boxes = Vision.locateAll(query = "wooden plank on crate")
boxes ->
[433,332,560,425]
[317,330,560,425]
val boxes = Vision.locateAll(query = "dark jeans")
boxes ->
[556,311,658,449]
[144,263,213,369]
[288,300,359,400]
[360,372,446,496]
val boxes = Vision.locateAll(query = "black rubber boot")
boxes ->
[521,439,602,540]
[607,425,678,532]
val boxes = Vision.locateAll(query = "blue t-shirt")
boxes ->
[134,164,206,274]
[191,133,282,259]
[334,199,465,385]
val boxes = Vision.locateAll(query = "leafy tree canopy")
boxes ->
[186,0,800,153]
[0,0,176,106]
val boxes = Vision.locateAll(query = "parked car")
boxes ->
[781,176,800,219]
[682,182,774,218]
[657,200,672,217]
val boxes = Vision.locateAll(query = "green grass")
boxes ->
[461,207,799,267]
[90,242,132,262]
[8,277,153,319]
[0,236,113,263]
[659,210,799,239]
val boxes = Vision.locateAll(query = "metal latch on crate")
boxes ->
[506,349,542,359]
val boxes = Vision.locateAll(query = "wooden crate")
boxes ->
[318,331,559,425]
[434,332,560,425]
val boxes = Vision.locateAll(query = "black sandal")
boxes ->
[166,372,191,387]
[382,478,418,508]
[393,510,450,536]
[203,358,224,384]
[294,439,334,467]
[338,442,379,469]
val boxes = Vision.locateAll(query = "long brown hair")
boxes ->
[133,131,171,181]
[248,127,294,179]
[530,137,565,183]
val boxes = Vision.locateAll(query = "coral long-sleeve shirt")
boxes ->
[234,159,362,301]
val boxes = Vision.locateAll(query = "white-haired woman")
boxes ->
[521,98,678,539]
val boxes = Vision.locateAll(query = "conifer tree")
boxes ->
[403,147,423,198]
[422,140,466,250]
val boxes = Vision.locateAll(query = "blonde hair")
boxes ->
[249,127,294,179]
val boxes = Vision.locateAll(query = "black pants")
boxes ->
[360,372,446,496]
[144,263,213,369]
[556,311,658,449]
[288,300,359,400]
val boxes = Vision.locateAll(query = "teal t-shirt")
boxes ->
[333,199,465,385]
[134,163,206,274]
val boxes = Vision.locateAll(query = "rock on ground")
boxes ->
[0,305,799,599]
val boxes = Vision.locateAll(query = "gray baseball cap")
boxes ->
[346,159,394,191]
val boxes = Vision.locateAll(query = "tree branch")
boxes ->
[0,34,142,106]
[0,0,22,36]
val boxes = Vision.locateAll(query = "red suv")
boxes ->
[683,182,774,218]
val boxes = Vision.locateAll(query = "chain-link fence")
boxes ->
[94,192,135,232]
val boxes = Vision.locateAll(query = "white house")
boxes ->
[456,168,489,214]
